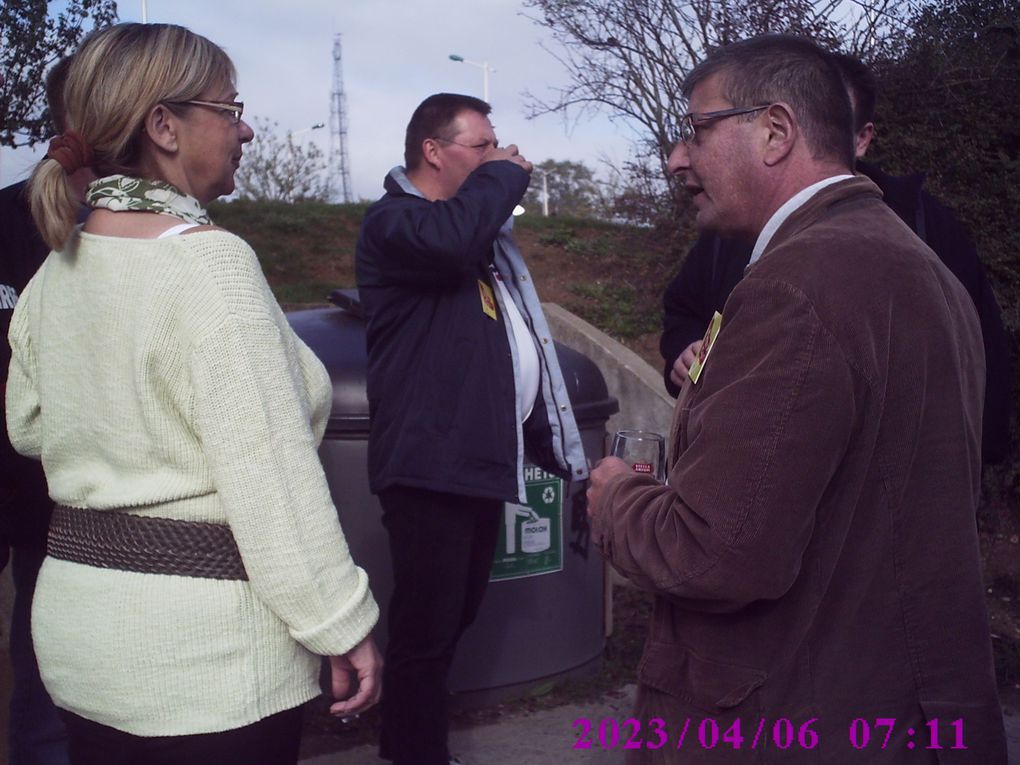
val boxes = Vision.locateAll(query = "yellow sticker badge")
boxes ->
[688,311,722,385]
[478,279,498,320]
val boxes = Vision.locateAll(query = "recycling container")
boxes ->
[288,290,619,704]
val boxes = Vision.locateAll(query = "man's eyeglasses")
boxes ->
[166,99,245,124]
[433,137,498,153]
[678,105,770,144]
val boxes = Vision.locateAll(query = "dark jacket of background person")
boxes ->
[660,161,1012,463]
[1,180,70,765]
[356,161,583,502]
[597,177,1006,762]
[1,181,51,554]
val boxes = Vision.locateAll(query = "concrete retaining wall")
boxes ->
[544,303,675,445]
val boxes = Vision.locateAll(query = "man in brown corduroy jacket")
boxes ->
[587,35,1006,764]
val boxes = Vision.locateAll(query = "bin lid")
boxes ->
[287,301,370,437]
[548,339,619,424]
[287,290,618,437]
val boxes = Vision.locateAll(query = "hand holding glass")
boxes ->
[610,430,665,482]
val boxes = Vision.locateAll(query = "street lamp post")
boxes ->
[448,54,493,102]
[535,168,553,217]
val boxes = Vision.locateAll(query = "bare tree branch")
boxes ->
[522,0,912,223]
[234,118,331,203]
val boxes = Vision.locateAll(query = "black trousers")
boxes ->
[10,544,68,765]
[377,486,502,765]
[58,705,303,765]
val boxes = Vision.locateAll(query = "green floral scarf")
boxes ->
[86,174,212,225]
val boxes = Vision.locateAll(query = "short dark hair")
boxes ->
[684,34,854,168]
[404,92,491,171]
[45,56,74,134]
[830,52,877,132]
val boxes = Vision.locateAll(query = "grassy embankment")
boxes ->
[210,199,675,367]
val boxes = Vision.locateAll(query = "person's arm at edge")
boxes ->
[661,235,724,396]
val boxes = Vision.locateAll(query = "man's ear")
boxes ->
[142,103,179,153]
[854,122,875,159]
[420,137,443,171]
[761,102,797,167]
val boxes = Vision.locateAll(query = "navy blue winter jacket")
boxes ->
[355,161,587,501]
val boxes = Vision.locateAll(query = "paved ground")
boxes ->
[1011,708,1020,765]
[300,686,636,765]
[301,686,1020,765]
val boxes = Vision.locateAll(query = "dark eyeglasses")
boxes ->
[433,136,498,153]
[678,105,770,144]
[166,99,245,124]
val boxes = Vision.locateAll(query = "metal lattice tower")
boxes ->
[328,34,353,203]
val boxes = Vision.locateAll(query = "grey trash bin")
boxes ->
[287,290,619,705]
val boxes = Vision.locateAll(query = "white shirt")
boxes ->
[491,265,540,421]
[748,175,855,268]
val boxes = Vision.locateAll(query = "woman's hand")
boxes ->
[327,634,383,717]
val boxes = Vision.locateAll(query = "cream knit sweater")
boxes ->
[6,228,378,735]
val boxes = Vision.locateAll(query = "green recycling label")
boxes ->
[490,465,563,581]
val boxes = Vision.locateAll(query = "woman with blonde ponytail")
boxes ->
[8,23,380,765]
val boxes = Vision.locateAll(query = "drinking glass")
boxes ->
[610,430,666,482]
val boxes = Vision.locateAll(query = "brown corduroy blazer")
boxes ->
[594,177,1006,763]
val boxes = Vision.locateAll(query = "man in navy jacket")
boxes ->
[355,93,587,765]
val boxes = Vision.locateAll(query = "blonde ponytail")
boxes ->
[29,157,80,252]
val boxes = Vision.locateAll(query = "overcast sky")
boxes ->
[1,0,646,202]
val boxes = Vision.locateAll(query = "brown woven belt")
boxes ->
[48,504,248,581]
